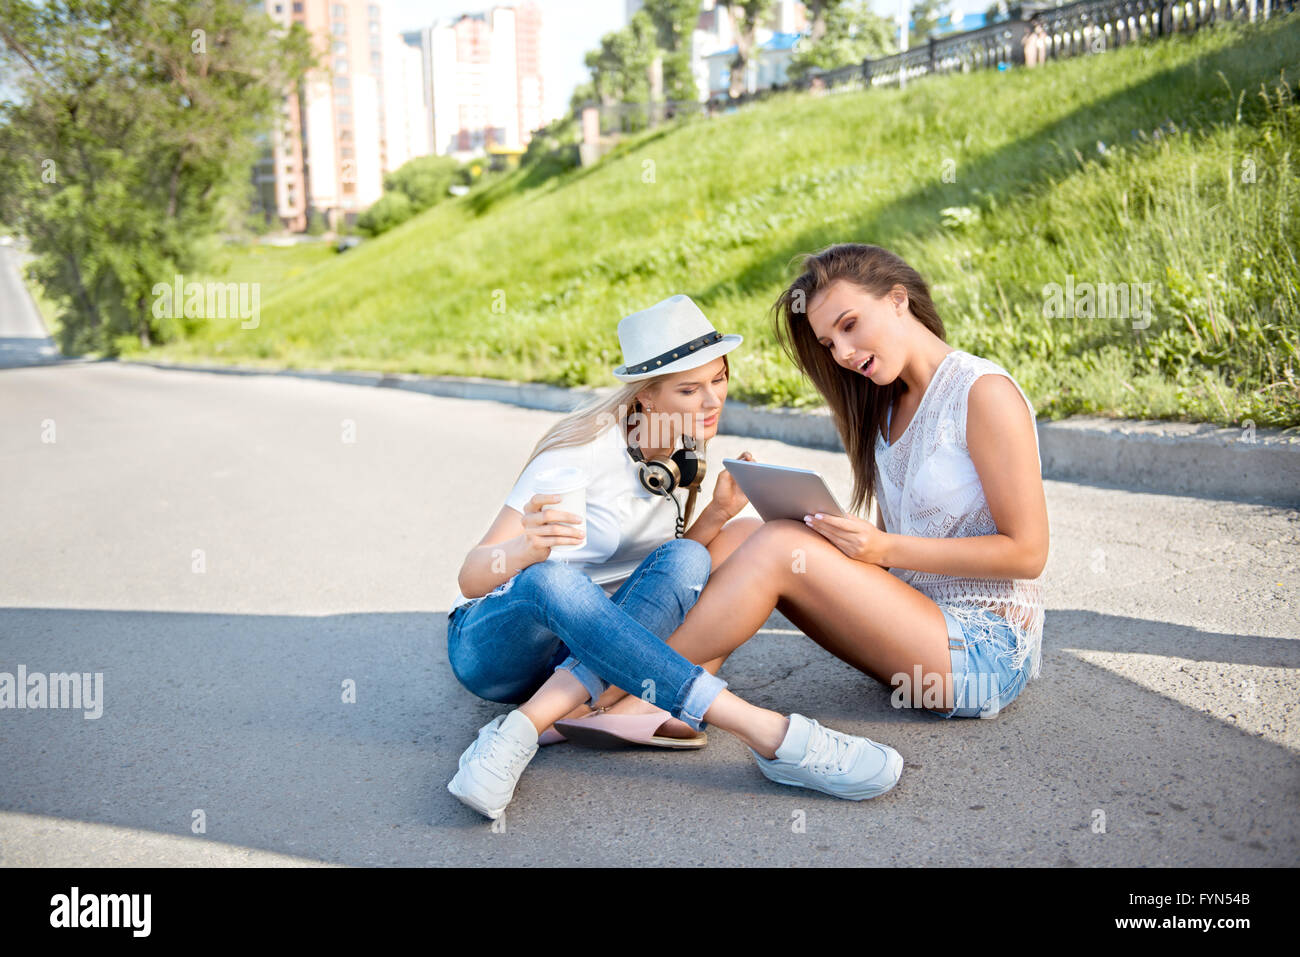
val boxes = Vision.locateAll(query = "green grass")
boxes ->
[117,17,1300,426]
[201,240,336,287]
[25,239,336,355]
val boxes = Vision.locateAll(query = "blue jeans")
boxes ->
[930,606,1031,719]
[446,539,727,730]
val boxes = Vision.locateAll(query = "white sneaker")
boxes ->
[447,710,539,819]
[750,713,902,801]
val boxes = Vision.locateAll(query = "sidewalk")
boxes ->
[120,357,1300,506]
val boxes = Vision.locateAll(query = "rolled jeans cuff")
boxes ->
[558,655,607,706]
[676,669,726,731]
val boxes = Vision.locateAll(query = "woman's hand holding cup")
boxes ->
[521,493,586,564]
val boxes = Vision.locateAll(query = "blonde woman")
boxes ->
[447,295,906,819]
[447,295,759,749]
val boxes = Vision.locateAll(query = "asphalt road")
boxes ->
[0,245,59,369]
[1,351,1296,867]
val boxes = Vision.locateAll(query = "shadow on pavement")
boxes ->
[1,605,1295,866]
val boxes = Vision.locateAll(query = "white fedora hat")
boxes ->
[611,294,743,383]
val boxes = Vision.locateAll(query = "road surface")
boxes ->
[0,244,59,369]
[1,351,1296,866]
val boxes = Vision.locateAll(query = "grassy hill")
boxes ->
[119,16,1299,427]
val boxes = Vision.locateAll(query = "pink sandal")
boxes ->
[553,708,707,750]
[537,726,567,746]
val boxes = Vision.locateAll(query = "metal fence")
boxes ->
[574,0,1294,134]
[789,0,1293,93]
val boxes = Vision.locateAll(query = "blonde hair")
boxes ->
[515,353,731,482]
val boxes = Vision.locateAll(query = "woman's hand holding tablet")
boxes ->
[802,511,890,566]
[711,451,755,518]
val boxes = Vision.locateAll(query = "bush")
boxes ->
[243,210,274,236]
[383,155,460,210]
[356,155,465,238]
[356,191,413,236]
[456,160,486,187]
[523,115,580,165]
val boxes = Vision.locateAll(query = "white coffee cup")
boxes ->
[533,466,588,557]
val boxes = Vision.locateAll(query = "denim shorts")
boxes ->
[930,605,1031,719]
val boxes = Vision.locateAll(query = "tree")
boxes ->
[0,0,314,354]
[804,0,846,41]
[581,3,700,107]
[569,80,597,114]
[910,0,953,45]
[584,10,656,105]
[788,0,896,79]
[643,0,702,49]
[728,0,773,98]
[641,0,701,101]
[984,1,1011,23]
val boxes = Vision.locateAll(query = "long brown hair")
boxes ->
[770,244,946,515]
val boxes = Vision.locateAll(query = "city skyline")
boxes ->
[383,0,625,125]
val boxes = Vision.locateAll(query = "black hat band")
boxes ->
[628,331,724,375]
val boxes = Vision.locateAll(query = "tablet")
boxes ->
[722,458,849,523]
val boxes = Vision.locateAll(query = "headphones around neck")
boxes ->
[624,408,707,538]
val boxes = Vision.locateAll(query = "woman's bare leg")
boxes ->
[656,519,955,701]
[705,515,767,567]
[519,518,956,745]
[566,516,764,732]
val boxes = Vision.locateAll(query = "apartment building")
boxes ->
[382,29,431,173]
[255,0,388,232]
[405,2,545,161]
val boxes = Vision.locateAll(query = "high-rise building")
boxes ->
[382,30,431,173]
[407,2,545,161]
[514,1,544,145]
[255,0,389,232]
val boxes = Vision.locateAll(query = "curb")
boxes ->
[61,356,1300,508]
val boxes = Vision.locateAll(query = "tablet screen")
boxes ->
[722,458,848,523]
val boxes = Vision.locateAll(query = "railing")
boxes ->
[823,0,1294,91]
[572,0,1294,142]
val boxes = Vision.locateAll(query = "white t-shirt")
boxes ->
[449,422,685,613]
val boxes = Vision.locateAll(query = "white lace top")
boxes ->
[874,350,1045,680]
